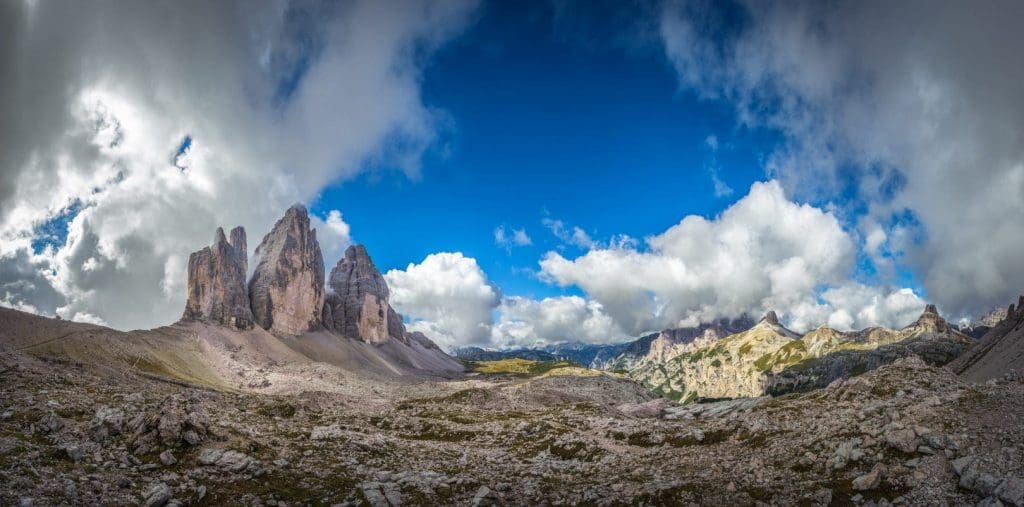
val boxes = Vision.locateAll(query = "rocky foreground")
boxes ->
[1,346,1022,506]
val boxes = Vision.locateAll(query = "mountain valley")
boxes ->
[1,206,1023,506]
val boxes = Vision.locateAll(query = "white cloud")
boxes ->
[494,225,532,250]
[0,0,478,329]
[659,0,1024,318]
[540,180,858,334]
[786,284,926,333]
[384,252,500,350]
[491,295,626,349]
[704,133,732,197]
[314,210,353,270]
[542,217,597,249]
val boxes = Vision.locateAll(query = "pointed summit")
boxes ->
[322,244,407,344]
[182,225,252,329]
[910,303,953,334]
[763,310,780,326]
[248,205,325,336]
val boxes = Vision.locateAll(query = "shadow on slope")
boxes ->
[765,332,971,396]
[949,296,1024,382]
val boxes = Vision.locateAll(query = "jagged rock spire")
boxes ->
[763,311,780,326]
[248,205,325,336]
[912,303,953,333]
[182,226,253,329]
[322,244,408,345]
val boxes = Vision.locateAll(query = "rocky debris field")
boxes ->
[1,348,1022,506]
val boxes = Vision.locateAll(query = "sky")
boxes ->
[2,0,1023,351]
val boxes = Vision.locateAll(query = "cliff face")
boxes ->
[175,206,459,375]
[248,205,325,336]
[323,245,408,344]
[626,307,971,402]
[182,227,253,329]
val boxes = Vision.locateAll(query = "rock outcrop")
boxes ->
[248,205,325,336]
[763,306,971,395]
[322,244,407,344]
[624,306,972,402]
[182,226,253,329]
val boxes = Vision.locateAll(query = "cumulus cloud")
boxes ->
[491,296,626,349]
[384,252,500,350]
[0,0,478,329]
[786,284,926,333]
[659,0,1024,318]
[539,180,888,334]
[494,225,532,250]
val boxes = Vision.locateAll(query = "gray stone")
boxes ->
[996,477,1024,506]
[322,244,406,344]
[975,474,1003,497]
[977,497,1005,507]
[58,443,84,463]
[159,450,177,466]
[952,456,977,476]
[310,424,344,440]
[142,482,173,507]
[198,448,256,472]
[360,483,388,507]
[884,428,919,453]
[961,465,981,491]
[91,405,125,440]
[37,412,64,434]
[852,464,886,491]
[382,482,402,506]
[472,485,502,506]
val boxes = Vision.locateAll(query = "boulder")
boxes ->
[884,428,919,453]
[90,405,125,440]
[248,205,325,336]
[996,477,1024,506]
[142,482,173,507]
[182,227,253,329]
[322,244,407,344]
[198,448,258,473]
[852,463,886,491]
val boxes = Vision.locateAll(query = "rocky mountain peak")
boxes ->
[911,303,953,334]
[248,205,325,336]
[182,225,253,329]
[762,311,780,326]
[322,244,408,344]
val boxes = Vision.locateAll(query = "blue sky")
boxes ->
[4,0,1022,348]
[311,0,773,301]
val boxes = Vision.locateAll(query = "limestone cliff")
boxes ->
[248,205,325,336]
[627,307,971,402]
[182,226,253,329]
[322,244,408,344]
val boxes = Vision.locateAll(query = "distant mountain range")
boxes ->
[455,306,975,403]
